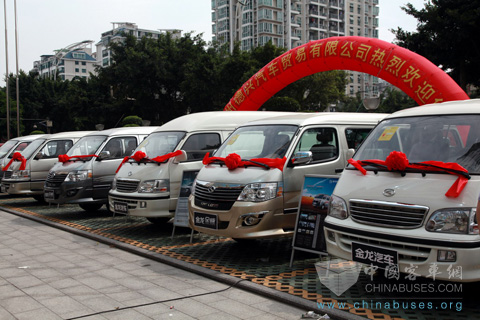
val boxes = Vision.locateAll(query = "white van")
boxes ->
[188,112,387,240]
[324,99,480,282]
[44,127,158,211]
[2,131,93,201]
[109,111,293,224]
[0,134,46,186]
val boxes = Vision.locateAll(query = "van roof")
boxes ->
[85,126,159,137]
[38,131,95,140]
[8,134,47,142]
[155,111,296,132]
[384,99,479,119]
[239,112,388,127]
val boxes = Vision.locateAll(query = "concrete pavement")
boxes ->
[0,209,316,320]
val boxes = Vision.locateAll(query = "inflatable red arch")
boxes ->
[224,36,469,111]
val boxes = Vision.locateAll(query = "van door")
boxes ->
[284,126,372,211]
[169,132,222,210]
[31,139,74,191]
[92,136,138,200]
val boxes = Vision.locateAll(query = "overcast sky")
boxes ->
[0,0,425,84]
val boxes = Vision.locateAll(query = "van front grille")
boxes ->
[45,172,67,187]
[116,179,140,193]
[194,180,244,211]
[349,199,428,229]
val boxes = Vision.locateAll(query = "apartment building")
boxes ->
[96,22,182,68]
[33,40,96,81]
[32,23,181,81]
[211,0,380,98]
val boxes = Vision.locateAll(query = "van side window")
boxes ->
[345,128,373,150]
[40,140,73,159]
[103,137,137,159]
[181,133,221,161]
[294,128,338,162]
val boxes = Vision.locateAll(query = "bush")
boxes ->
[122,115,143,127]
[30,130,45,135]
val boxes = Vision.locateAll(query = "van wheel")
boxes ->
[33,195,46,203]
[79,203,103,212]
[146,217,171,224]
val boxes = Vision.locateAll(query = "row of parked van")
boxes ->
[0,110,385,232]
[3,100,478,282]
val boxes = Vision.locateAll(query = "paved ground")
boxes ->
[0,210,319,320]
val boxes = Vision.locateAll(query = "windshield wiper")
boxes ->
[245,159,270,169]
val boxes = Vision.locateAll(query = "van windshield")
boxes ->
[136,131,185,157]
[353,115,480,174]
[0,140,18,158]
[214,125,298,159]
[67,135,107,156]
[15,139,46,159]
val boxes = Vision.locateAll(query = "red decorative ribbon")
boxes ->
[115,150,183,173]
[2,152,27,171]
[58,154,98,163]
[348,151,470,198]
[202,152,287,171]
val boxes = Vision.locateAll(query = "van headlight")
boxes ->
[238,182,277,202]
[426,208,475,234]
[139,179,169,193]
[328,195,348,219]
[65,170,92,182]
[111,177,117,190]
[11,169,30,179]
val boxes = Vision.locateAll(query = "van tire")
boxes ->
[79,203,103,212]
[33,195,46,203]
[146,217,171,224]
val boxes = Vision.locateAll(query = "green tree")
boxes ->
[272,71,349,112]
[392,0,480,90]
[262,96,301,112]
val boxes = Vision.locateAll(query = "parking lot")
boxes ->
[1,194,479,320]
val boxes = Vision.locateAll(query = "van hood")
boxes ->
[50,160,92,173]
[196,164,283,184]
[116,162,168,180]
[335,169,477,207]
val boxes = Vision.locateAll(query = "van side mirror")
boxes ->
[34,152,43,160]
[97,150,111,160]
[291,151,312,166]
[346,148,355,160]
[173,150,187,163]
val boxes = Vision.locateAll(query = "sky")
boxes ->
[0,0,426,85]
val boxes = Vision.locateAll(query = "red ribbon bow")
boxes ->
[58,154,98,163]
[202,153,287,171]
[348,151,470,198]
[116,150,183,173]
[2,152,26,171]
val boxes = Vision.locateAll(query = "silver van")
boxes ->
[2,131,92,201]
[44,127,158,211]
[189,112,388,240]
[0,134,46,187]
[109,111,292,224]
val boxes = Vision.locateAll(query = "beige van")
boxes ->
[2,131,93,201]
[189,112,387,240]
[109,111,293,224]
